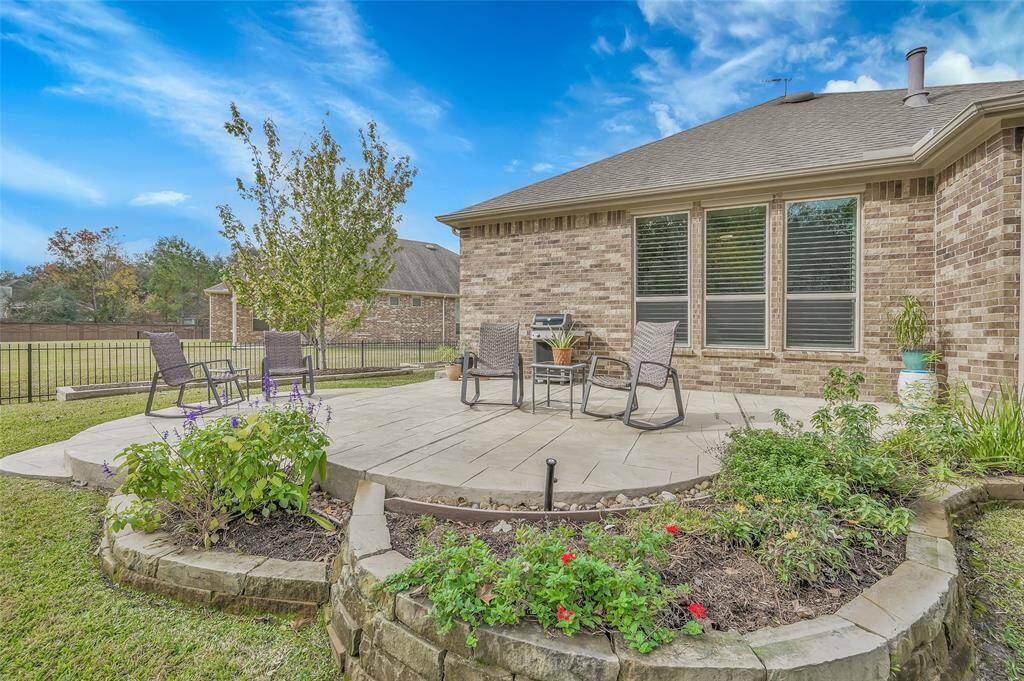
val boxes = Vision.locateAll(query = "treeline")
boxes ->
[1,227,225,323]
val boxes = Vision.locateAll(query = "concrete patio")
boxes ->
[1,377,895,506]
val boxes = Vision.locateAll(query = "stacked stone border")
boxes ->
[100,494,331,617]
[329,477,1024,681]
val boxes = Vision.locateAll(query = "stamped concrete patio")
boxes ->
[1,377,895,506]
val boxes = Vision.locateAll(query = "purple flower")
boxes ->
[325,405,333,424]
[262,372,272,399]
[289,382,301,402]
[231,416,241,428]
[101,461,114,479]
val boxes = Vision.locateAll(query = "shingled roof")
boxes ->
[440,81,1024,223]
[205,238,459,297]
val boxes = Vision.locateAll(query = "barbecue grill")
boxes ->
[529,313,589,364]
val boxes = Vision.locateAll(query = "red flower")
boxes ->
[665,524,679,535]
[560,551,575,565]
[557,605,575,622]
[688,602,707,619]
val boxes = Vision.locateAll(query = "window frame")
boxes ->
[632,210,691,347]
[388,295,400,308]
[411,296,423,308]
[702,202,770,350]
[783,194,862,353]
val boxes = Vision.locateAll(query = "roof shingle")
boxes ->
[443,81,1024,220]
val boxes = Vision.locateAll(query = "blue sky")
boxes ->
[2,1,1022,272]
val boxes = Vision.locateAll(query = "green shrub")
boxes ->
[107,398,330,546]
[953,382,1024,474]
[383,521,700,653]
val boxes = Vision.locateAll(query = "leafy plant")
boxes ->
[107,395,331,547]
[382,521,700,653]
[889,295,928,351]
[953,382,1024,474]
[435,344,462,364]
[544,329,580,350]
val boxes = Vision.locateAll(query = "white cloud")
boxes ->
[648,102,681,137]
[503,159,521,172]
[928,50,1020,85]
[592,35,615,56]
[823,75,883,93]
[0,144,104,204]
[531,162,554,173]
[0,216,52,269]
[130,190,189,207]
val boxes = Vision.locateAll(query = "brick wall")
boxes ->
[458,175,974,400]
[935,128,1022,399]
[209,292,456,344]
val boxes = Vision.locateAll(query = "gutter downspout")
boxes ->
[231,295,237,346]
[1019,128,1024,393]
[442,297,446,345]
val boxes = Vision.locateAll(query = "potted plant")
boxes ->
[436,344,463,381]
[890,295,929,370]
[545,330,579,365]
[889,296,937,406]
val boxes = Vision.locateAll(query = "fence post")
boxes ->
[360,341,365,368]
[418,340,422,363]
[27,343,33,403]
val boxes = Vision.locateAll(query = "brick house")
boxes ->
[439,49,1023,400]
[205,238,460,345]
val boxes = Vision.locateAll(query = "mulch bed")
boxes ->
[386,507,905,633]
[165,492,350,562]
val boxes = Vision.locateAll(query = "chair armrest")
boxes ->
[152,361,207,377]
[590,356,629,371]
[636,360,675,373]
[463,351,478,370]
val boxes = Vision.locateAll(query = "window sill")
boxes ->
[782,350,866,363]
[700,348,775,360]
[672,347,698,357]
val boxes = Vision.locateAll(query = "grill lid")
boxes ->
[531,313,572,329]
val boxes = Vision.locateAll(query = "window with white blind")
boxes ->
[704,205,768,347]
[785,197,858,350]
[634,213,688,344]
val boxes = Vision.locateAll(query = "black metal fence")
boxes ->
[0,339,445,404]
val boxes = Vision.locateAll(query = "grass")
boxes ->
[0,368,434,678]
[962,504,1024,680]
[0,369,435,458]
[0,477,338,679]
[0,339,443,403]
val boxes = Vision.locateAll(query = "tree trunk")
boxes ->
[317,316,327,370]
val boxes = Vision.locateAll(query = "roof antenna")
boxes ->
[763,77,791,97]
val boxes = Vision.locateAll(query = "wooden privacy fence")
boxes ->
[0,339,444,403]
[0,321,210,342]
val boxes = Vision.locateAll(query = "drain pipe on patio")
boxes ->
[544,458,557,512]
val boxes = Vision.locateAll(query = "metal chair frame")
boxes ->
[144,358,249,417]
[261,332,315,396]
[460,351,524,408]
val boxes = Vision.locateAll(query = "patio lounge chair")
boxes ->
[261,331,315,396]
[461,322,524,407]
[580,321,685,430]
[143,331,249,417]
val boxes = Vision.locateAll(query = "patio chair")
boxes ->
[461,322,524,407]
[143,332,249,417]
[580,321,685,430]
[261,331,315,396]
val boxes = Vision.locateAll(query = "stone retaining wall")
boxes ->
[100,494,331,617]
[329,477,1024,681]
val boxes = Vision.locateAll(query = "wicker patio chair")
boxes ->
[143,332,249,417]
[580,321,685,430]
[460,322,524,407]
[261,331,315,396]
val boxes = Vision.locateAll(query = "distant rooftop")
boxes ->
[441,80,1024,222]
[206,238,459,296]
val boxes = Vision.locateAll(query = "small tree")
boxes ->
[141,237,223,321]
[46,227,141,322]
[217,104,415,368]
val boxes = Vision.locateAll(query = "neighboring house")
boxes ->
[205,239,460,344]
[439,47,1024,400]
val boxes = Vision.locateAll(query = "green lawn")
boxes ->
[962,504,1024,680]
[0,339,443,404]
[0,369,434,679]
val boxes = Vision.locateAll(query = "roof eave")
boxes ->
[438,91,1024,229]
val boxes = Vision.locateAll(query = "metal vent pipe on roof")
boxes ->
[904,46,930,107]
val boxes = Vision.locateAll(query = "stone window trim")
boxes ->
[632,210,691,347]
[783,194,863,354]
[703,202,771,350]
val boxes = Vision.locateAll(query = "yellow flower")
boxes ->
[783,529,800,541]
[753,494,766,503]
[734,503,747,514]
[772,498,783,504]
